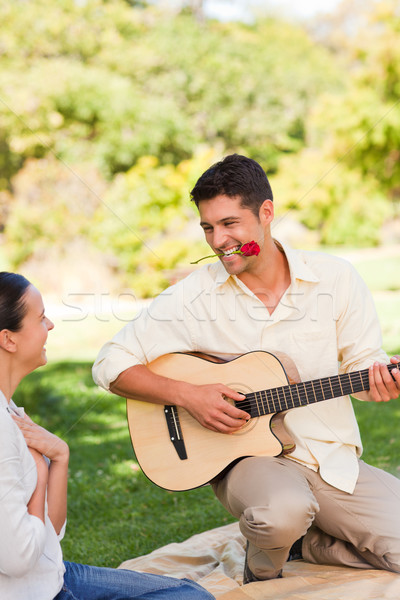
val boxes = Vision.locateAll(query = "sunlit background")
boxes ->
[0,0,399,360]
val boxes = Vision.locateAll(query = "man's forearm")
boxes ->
[110,364,191,408]
[111,363,250,433]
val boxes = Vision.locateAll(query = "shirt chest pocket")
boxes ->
[286,327,339,382]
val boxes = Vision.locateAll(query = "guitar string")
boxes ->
[243,378,368,415]
[164,363,396,427]
[239,368,374,417]
[241,363,397,417]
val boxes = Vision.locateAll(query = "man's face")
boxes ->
[198,194,265,276]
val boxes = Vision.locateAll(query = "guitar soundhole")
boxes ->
[225,382,259,436]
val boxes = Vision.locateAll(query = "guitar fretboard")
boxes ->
[237,363,398,418]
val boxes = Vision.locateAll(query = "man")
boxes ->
[93,154,400,582]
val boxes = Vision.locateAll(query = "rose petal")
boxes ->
[240,241,260,256]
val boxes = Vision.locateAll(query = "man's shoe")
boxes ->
[243,542,282,584]
[243,542,262,584]
[288,536,304,561]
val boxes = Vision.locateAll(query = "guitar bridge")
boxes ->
[164,406,188,460]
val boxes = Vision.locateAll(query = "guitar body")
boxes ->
[126,351,300,491]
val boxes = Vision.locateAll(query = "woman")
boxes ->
[0,272,214,600]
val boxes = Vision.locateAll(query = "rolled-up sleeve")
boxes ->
[92,281,197,391]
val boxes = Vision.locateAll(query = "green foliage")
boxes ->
[0,0,339,182]
[268,0,400,247]
[272,150,391,246]
[92,152,213,297]
[1,0,400,288]
[4,156,106,267]
[310,0,400,200]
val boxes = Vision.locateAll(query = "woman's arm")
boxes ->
[26,447,48,524]
[47,445,69,534]
[12,414,69,535]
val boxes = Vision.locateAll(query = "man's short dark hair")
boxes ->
[190,154,273,217]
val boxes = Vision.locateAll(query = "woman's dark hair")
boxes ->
[190,153,273,217]
[0,272,31,332]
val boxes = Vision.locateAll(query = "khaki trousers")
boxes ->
[212,456,400,580]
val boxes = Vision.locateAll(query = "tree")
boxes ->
[311,0,400,200]
[93,151,214,296]
[4,156,107,267]
[0,0,340,186]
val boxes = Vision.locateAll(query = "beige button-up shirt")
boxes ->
[93,241,387,493]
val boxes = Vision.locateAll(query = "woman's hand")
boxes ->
[12,413,69,463]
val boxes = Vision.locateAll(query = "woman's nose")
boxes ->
[46,317,55,331]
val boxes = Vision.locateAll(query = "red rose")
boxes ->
[240,241,260,256]
[191,240,260,264]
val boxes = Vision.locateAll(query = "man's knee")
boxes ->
[240,494,318,549]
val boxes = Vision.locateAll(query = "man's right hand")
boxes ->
[179,382,250,434]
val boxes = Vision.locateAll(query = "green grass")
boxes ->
[373,294,400,356]
[46,313,134,362]
[352,256,400,292]
[352,395,400,477]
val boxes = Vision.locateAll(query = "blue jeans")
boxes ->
[54,561,215,600]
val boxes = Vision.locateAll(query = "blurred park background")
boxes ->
[1,0,400,568]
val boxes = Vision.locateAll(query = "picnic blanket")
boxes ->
[119,521,400,599]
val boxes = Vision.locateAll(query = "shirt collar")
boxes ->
[0,389,8,407]
[212,238,320,290]
[276,239,320,283]
[0,389,22,415]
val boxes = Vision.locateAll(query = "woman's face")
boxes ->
[14,285,54,371]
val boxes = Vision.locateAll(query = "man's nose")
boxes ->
[212,226,228,249]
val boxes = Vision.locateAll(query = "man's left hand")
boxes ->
[368,355,400,402]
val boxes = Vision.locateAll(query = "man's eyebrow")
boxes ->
[200,216,240,227]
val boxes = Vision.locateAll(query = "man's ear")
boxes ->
[259,199,274,226]
[0,330,18,353]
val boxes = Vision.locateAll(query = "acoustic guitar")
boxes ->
[126,351,396,492]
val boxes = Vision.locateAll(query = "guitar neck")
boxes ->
[238,362,398,418]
